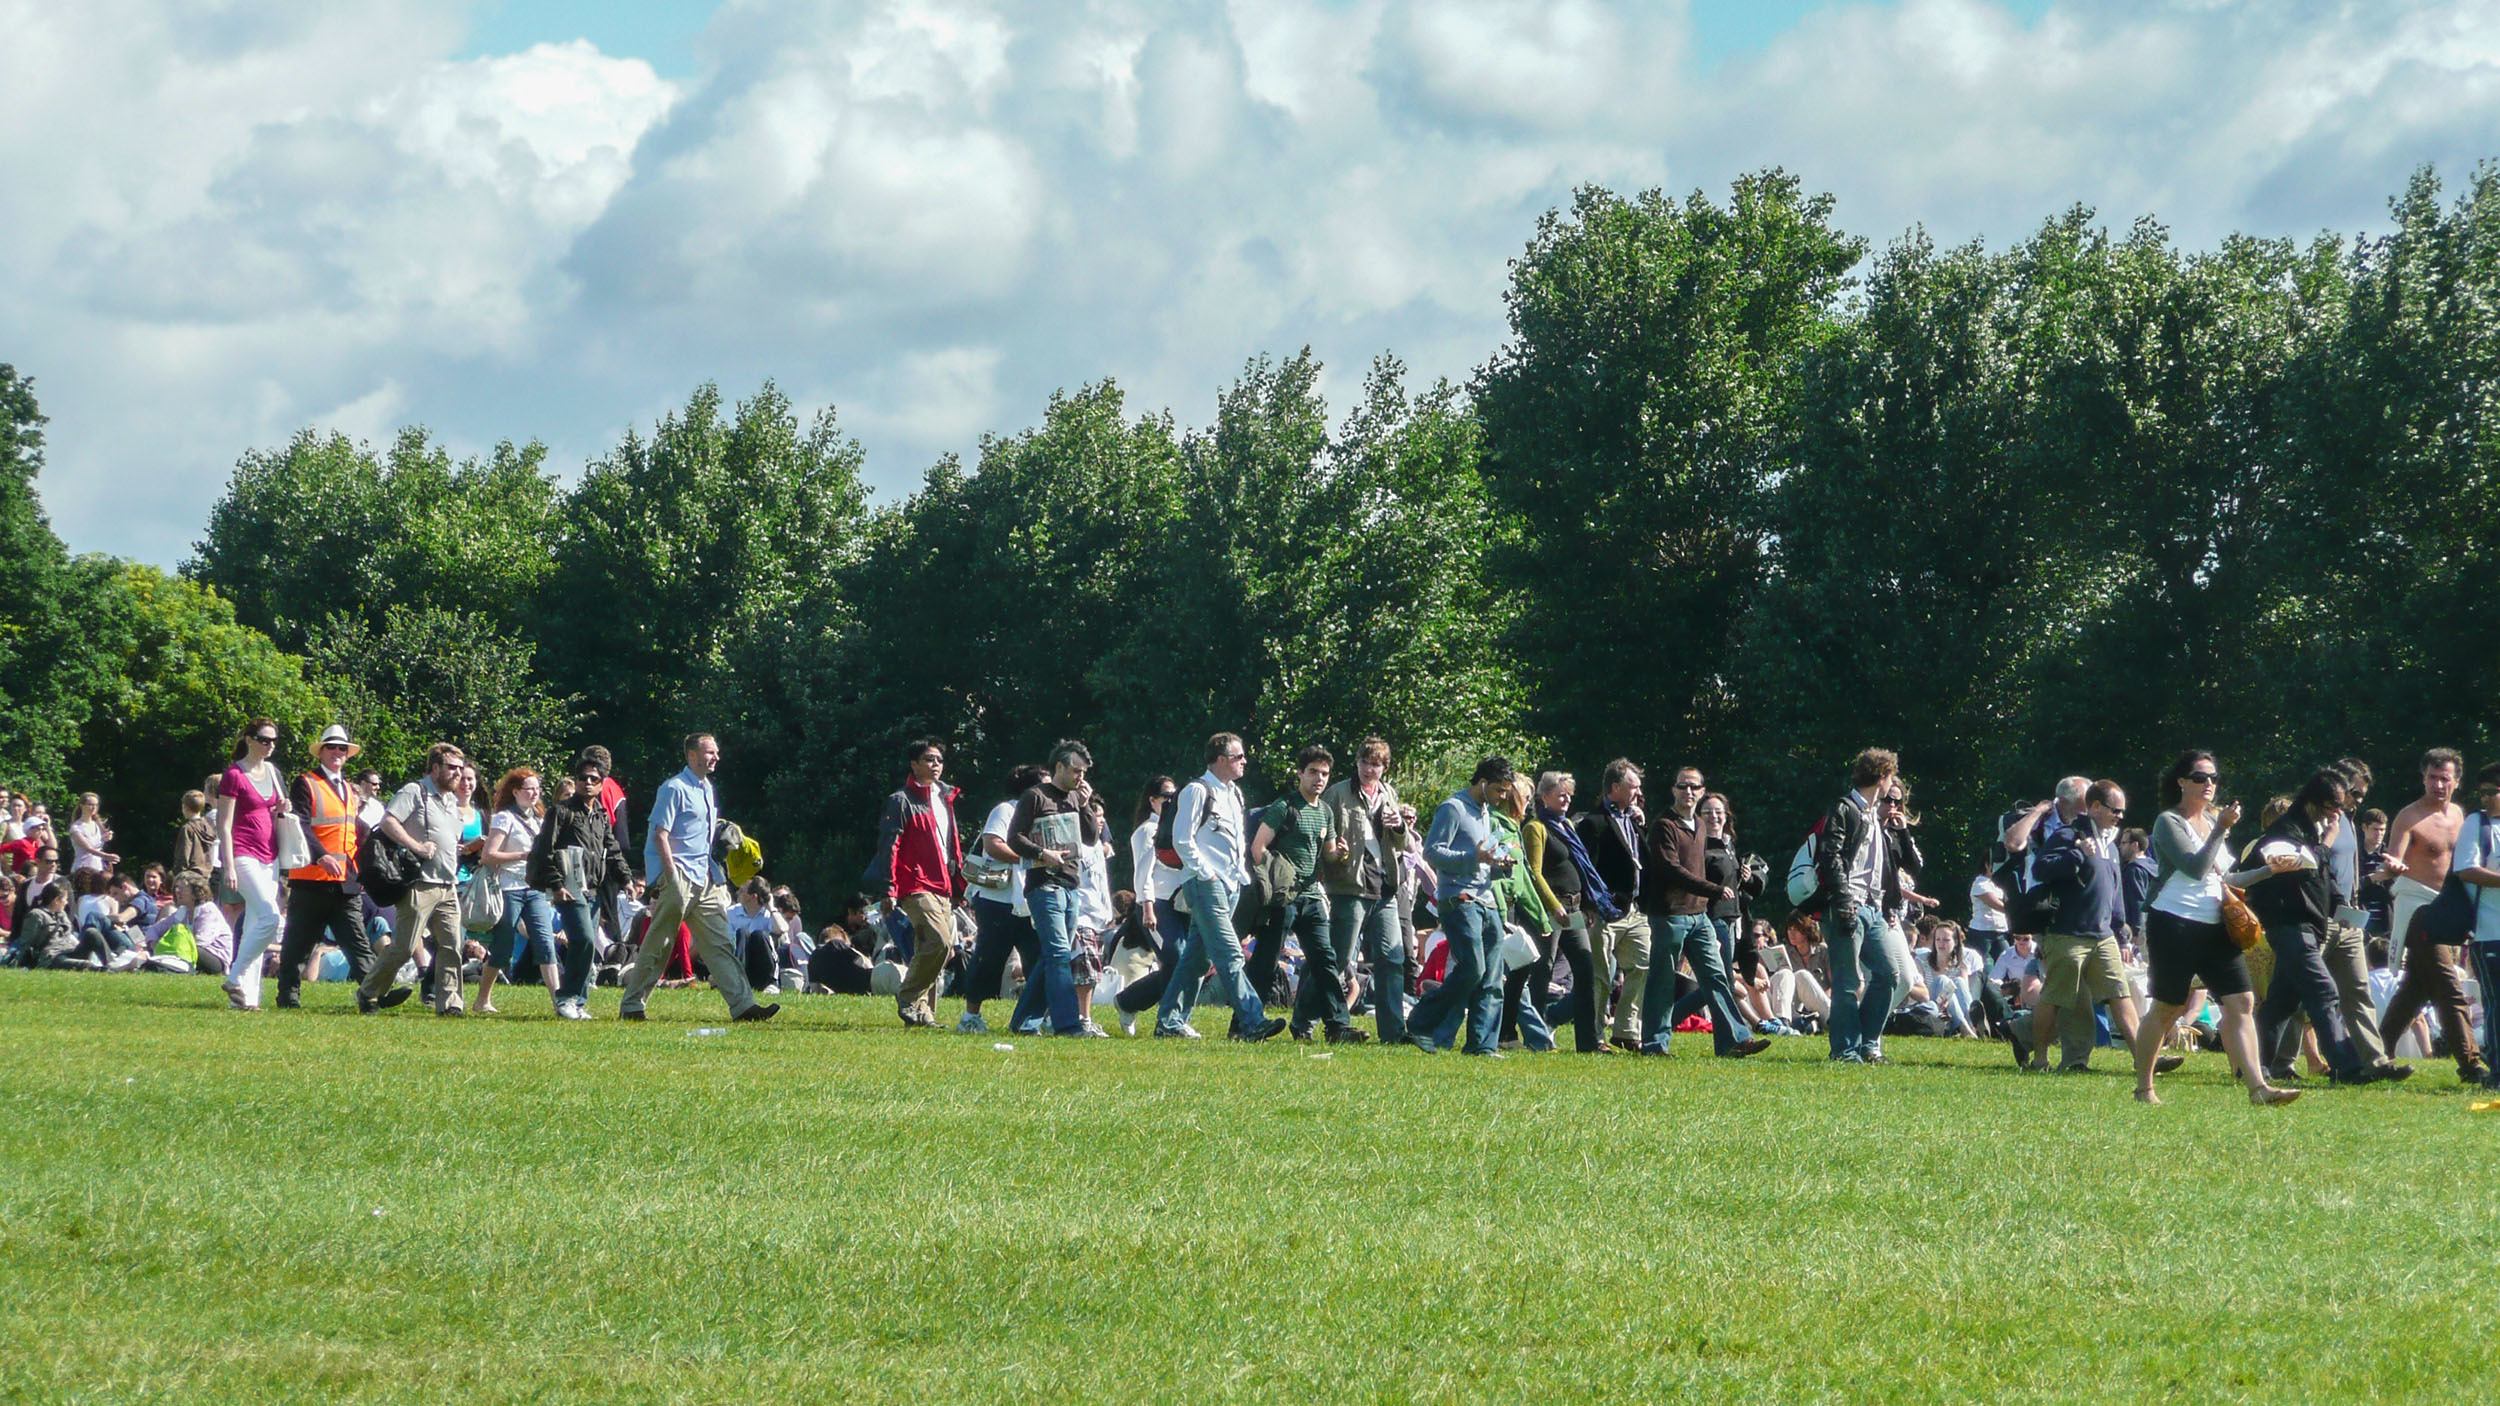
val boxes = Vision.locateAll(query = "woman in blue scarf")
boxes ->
[1531,769,1621,1053]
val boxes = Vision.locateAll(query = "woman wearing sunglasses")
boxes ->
[217,718,292,1010]
[2136,751,2297,1106]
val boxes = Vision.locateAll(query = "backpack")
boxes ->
[2415,813,2486,944]
[358,822,417,907]
[1994,807,2062,934]
[1154,779,1212,870]
[1785,815,1830,908]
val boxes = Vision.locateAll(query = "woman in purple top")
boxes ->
[217,718,291,1010]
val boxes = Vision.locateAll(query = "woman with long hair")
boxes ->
[1496,775,1560,1051]
[2136,751,2299,1105]
[2242,768,2385,1088]
[216,719,291,1010]
[478,767,569,1017]
[1113,776,1183,1034]
[67,792,118,875]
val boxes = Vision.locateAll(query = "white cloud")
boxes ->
[9,0,2500,568]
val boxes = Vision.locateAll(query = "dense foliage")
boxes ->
[7,165,2499,900]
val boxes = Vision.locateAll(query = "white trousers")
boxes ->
[227,856,283,1006]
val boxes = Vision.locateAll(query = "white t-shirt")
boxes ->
[972,799,1029,917]
[1128,818,1183,904]
[487,809,541,893]
[2150,813,2227,924]
[1968,874,2007,932]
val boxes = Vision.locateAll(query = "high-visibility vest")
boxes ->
[289,770,359,882]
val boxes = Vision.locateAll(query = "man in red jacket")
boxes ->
[865,739,965,1028]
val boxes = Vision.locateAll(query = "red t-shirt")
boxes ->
[0,836,37,876]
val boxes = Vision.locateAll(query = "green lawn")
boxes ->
[3,972,2493,1403]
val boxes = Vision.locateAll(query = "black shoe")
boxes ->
[2379,1063,2414,1083]
[2153,1054,2185,1075]
[734,1002,781,1023]
[356,992,377,1015]
[2055,1063,2090,1074]
[1291,1027,1314,1043]
[619,1008,646,1022]
[374,986,413,1011]
[2008,1023,2034,1069]
[275,992,302,1010]
[1326,1026,1372,1045]
[2264,1066,2301,1084]
[1231,1017,1287,1043]
[2329,1065,2387,1086]
[2459,1061,2491,1085]
[1727,1037,1771,1058]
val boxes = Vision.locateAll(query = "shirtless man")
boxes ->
[2379,748,2486,1081]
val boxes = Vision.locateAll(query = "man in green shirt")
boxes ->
[1253,745,1368,1044]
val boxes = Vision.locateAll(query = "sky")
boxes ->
[7,0,2497,567]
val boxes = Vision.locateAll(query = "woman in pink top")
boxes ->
[217,718,290,1010]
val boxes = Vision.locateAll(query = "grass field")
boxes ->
[3,972,2495,1403]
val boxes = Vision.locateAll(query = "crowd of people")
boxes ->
[9,722,2498,1101]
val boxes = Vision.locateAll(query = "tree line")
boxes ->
[5,164,2497,906]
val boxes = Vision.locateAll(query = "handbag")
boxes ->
[273,815,312,872]
[2218,885,2264,952]
[1498,922,1540,973]
[358,824,417,906]
[460,866,505,933]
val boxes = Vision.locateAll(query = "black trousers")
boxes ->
[962,895,1037,1012]
[1242,896,1287,1009]
[279,880,372,1001]
[1115,898,1183,1015]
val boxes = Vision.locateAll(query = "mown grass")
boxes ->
[2,970,2494,1404]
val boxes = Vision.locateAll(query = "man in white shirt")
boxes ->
[1154,732,1286,1042]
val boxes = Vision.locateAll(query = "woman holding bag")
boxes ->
[217,719,292,1011]
[478,768,566,1017]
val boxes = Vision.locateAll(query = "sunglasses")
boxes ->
[250,733,278,744]
[1156,791,1177,801]
[1675,782,1704,791]
[2186,772,2218,785]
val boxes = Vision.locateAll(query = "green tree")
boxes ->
[536,381,871,804]
[188,427,560,652]
[300,604,581,786]
[1475,173,1866,781]
[68,565,336,861]
[0,365,121,801]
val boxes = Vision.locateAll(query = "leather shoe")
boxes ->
[1230,1016,1287,1043]
[734,1002,781,1023]
[1326,1027,1372,1045]
[2153,1054,2185,1075]
[1727,1037,1772,1058]
[619,1008,646,1022]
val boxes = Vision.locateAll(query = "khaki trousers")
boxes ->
[895,891,957,1020]
[360,883,463,1012]
[620,869,755,1017]
[1595,911,1651,1045]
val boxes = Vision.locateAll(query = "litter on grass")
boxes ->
[993,1043,1015,1052]
[689,1028,727,1038]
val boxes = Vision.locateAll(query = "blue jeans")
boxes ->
[552,894,602,1005]
[493,887,560,977]
[1012,884,1084,1035]
[1641,912,1751,1053]
[1410,897,1503,1054]
[1329,891,1407,1043]
[1159,877,1266,1035]
[1822,901,1896,1061]
[2472,942,2500,1083]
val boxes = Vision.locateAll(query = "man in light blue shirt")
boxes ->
[1155,731,1285,1042]
[2454,762,2500,1088]
[619,732,776,1023]
[1404,756,1516,1056]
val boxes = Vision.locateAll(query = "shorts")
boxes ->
[2039,932,2128,1006]
[2145,908,2251,1005]
[1071,928,1103,989]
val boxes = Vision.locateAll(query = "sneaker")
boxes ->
[224,984,255,1012]
[274,992,302,1008]
[760,984,780,997]
[1326,1027,1372,1045]
[899,1010,935,1029]
[734,1002,781,1023]
[1075,1022,1113,1038]
[1153,1023,1203,1040]
[1118,1010,1137,1037]
[1470,1049,1507,1059]
[2379,1063,2415,1083]
[436,1004,465,1018]
[957,1012,990,1035]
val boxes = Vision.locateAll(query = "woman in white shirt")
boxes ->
[2135,750,2297,1106]
[478,768,570,1017]
[1968,869,2009,961]
[1072,797,1118,1036]
[1916,921,1985,1036]
[728,878,782,996]
[67,793,118,875]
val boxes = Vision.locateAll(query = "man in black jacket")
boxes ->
[1636,767,1766,1058]
[1809,748,1899,1064]
[1574,759,1649,1051]
[529,748,634,1020]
